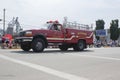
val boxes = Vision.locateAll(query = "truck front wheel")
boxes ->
[31,38,45,52]
[73,40,85,51]
[21,42,31,51]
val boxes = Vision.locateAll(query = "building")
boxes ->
[0,28,3,36]
[6,27,14,35]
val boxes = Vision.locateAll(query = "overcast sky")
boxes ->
[0,0,120,30]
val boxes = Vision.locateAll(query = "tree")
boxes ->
[95,19,105,40]
[110,19,119,41]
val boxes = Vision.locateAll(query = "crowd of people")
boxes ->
[94,40,120,48]
[1,37,12,49]
[0,34,18,49]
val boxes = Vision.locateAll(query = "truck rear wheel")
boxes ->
[73,40,85,51]
[31,38,45,52]
[59,45,68,51]
[21,42,31,51]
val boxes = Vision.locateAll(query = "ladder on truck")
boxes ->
[63,17,93,31]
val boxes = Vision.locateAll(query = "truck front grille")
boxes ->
[19,31,25,37]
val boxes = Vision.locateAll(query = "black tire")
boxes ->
[21,42,31,51]
[31,38,45,52]
[73,40,85,51]
[59,45,68,51]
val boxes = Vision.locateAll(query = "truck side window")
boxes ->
[50,24,61,31]
[53,24,61,31]
[49,24,55,30]
[54,24,58,30]
[57,25,61,31]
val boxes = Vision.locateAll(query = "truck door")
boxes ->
[47,24,64,43]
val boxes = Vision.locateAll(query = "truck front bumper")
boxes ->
[15,37,33,43]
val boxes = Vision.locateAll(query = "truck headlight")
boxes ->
[25,31,32,37]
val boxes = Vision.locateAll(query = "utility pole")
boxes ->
[3,8,6,35]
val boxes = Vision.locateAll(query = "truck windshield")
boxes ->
[40,23,52,30]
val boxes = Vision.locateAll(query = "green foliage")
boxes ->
[110,19,119,40]
[95,19,105,30]
[95,19,105,40]
[119,28,120,33]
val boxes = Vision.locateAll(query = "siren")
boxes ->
[47,20,59,23]
[54,20,59,23]
[47,20,53,23]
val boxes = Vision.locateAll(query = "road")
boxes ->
[0,47,120,80]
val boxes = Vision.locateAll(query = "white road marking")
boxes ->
[68,54,120,61]
[0,54,89,80]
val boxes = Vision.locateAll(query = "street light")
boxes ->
[3,8,6,35]
[0,19,3,36]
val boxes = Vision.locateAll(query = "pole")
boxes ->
[3,8,5,35]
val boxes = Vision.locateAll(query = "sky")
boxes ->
[0,0,120,30]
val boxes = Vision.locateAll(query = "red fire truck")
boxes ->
[15,20,93,52]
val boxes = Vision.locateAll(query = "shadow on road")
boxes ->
[10,49,94,54]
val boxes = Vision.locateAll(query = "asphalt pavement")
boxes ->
[0,47,120,80]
